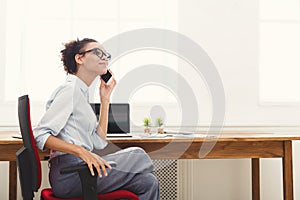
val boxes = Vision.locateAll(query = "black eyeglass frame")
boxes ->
[78,48,111,61]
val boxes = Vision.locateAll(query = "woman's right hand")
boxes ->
[99,70,116,103]
[77,146,112,177]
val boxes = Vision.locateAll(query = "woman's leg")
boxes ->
[101,147,154,174]
[122,172,160,200]
[96,169,160,199]
[49,154,85,198]
[97,147,160,199]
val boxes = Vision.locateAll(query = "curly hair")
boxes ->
[60,38,98,74]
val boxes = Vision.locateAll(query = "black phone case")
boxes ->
[100,71,112,83]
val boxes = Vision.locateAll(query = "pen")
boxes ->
[12,136,22,139]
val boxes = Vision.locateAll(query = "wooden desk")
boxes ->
[1,131,300,200]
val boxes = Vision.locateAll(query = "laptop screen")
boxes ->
[90,103,130,133]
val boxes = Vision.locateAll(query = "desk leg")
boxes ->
[9,161,17,200]
[283,141,293,200]
[252,158,260,200]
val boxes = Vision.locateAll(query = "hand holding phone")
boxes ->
[100,70,113,85]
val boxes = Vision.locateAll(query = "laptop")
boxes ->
[90,103,132,137]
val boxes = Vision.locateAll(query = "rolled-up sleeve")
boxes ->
[33,85,73,151]
[33,128,52,151]
[91,125,108,150]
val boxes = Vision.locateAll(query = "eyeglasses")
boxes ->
[78,48,111,61]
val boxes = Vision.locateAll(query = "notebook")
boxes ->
[90,103,132,137]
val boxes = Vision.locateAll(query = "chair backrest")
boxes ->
[17,95,42,199]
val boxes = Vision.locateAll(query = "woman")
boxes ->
[34,38,160,199]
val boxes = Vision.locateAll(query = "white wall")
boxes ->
[178,0,300,126]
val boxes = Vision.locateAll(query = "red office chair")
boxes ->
[16,95,139,200]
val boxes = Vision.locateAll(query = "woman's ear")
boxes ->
[75,54,84,65]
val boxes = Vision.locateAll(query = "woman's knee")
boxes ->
[128,146,146,154]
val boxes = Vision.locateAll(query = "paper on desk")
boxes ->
[139,134,169,138]
[172,133,201,138]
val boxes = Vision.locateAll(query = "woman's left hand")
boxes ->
[99,71,116,103]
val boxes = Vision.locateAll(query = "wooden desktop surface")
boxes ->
[1,131,300,200]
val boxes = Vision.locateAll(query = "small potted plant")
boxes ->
[143,117,151,134]
[156,117,164,134]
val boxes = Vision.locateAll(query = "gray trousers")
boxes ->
[49,147,160,200]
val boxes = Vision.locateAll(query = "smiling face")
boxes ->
[76,42,109,76]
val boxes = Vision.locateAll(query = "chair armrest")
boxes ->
[60,161,117,174]
[59,161,117,200]
[60,163,90,174]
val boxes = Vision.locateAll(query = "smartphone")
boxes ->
[100,70,113,85]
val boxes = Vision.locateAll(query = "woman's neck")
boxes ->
[75,71,96,87]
